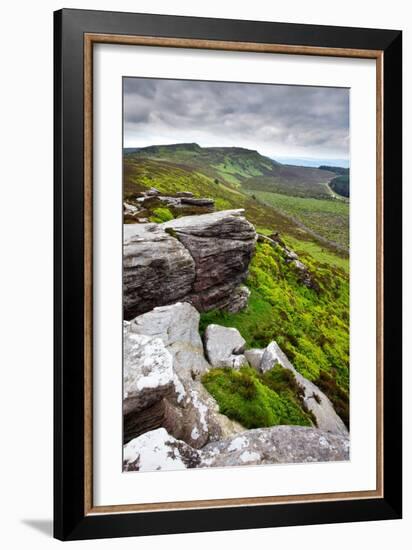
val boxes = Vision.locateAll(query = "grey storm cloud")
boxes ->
[123,77,349,159]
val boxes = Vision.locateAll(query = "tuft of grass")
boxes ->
[199,290,273,348]
[149,207,175,223]
[202,366,314,429]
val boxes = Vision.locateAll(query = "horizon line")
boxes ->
[123,142,349,161]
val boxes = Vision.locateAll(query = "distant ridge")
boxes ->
[124,143,336,198]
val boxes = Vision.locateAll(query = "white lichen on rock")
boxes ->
[123,425,350,472]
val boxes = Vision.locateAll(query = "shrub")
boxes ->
[149,207,174,223]
[214,197,232,210]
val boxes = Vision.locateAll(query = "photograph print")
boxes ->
[122,77,350,473]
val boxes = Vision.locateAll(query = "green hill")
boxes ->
[125,143,336,196]
[124,143,348,256]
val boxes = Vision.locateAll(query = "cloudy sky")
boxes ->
[123,77,349,162]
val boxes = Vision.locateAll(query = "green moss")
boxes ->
[149,207,174,223]
[202,366,313,429]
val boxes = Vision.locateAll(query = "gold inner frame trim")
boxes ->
[84,33,384,515]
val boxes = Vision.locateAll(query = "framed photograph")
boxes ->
[54,8,402,541]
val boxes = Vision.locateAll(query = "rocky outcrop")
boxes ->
[123,190,215,223]
[257,341,348,435]
[204,324,248,369]
[180,197,214,207]
[201,325,347,436]
[123,426,350,472]
[123,305,349,471]
[123,209,256,319]
[124,303,244,447]
[163,209,256,312]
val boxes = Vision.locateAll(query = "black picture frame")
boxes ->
[54,8,402,541]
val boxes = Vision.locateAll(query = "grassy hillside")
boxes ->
[200,241,350,428]
[124,147,348,258]
[252,191,349,250]
[125,157,346,253]
[242,171,333,199]
[125,143,275,187]
[125,143,336,193]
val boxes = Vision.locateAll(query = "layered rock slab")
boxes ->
[163,209,257,312]
[123,223,195,319]
[123,426,350,472]
[200,425,349,467]
[123,209,256,319]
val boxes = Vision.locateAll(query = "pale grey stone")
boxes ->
[123,202,138,214]
[123,426,349,472]
[260,341,348,435]
[123,428,201,471]
[199,425,349,467]
[244,348,264,371]
[123,323,175,416]
[204,324,247,368]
